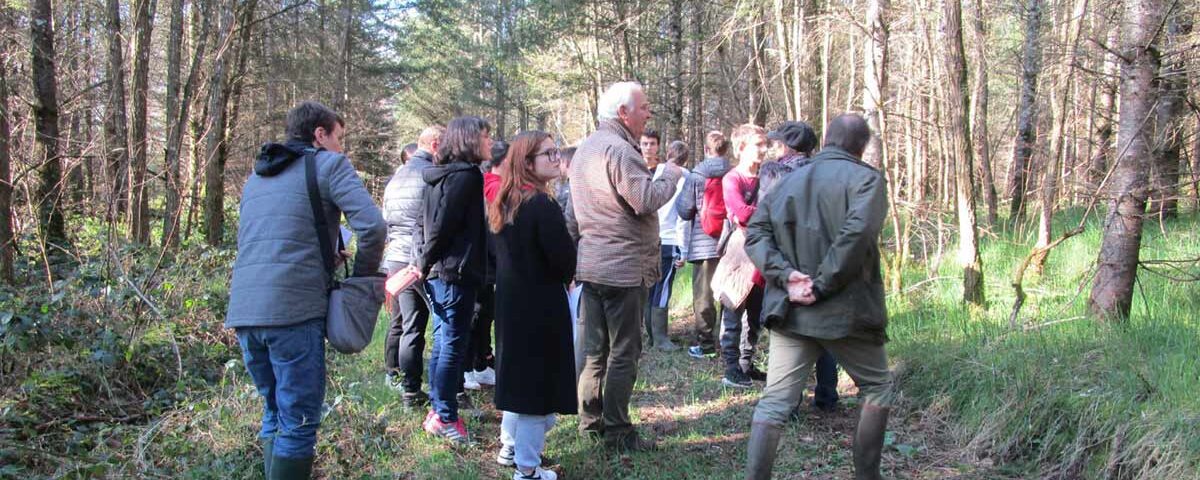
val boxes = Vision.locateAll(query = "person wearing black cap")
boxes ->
[767,120,842,414]
[766,121,818,170]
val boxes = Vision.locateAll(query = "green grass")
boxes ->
[886,209,1200,479]
[3,209,1198,479]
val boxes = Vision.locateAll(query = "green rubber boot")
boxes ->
[745,421,783,480]
[269,455,313,480]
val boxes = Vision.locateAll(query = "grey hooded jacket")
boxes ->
[675,156,731,262]
[382,149,434,265]
[225,140,387,329]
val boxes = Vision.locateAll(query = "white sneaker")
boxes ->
[463,372,482,391]
[474,367,496,386]
[513,467,557,480]
[496,445,515,466]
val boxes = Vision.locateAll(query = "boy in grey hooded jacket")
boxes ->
[226,102,385,479]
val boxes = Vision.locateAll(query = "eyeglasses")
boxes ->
[534,148,561,164]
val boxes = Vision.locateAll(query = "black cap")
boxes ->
[491,140,510,166]
[767,121,817,154]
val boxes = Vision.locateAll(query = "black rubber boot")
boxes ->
[853,404,890,480]
[269,455,313,480]
[744,421,783,480]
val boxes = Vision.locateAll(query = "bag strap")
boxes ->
[304,149,346,288]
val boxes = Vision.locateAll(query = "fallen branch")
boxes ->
[1008,225,1086,329]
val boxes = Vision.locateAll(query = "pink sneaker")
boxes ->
[424,415,469,444]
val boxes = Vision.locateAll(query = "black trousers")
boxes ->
[384,261,430,393]
[465,284,496,373]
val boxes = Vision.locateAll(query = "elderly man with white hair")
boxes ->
[570,81,682,451]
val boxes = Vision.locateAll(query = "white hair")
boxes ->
[596,82,643,121]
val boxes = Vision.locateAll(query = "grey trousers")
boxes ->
[577,282,647,436]
[500,412,556,470]
[691,258,720,349]
[753,329,895,425]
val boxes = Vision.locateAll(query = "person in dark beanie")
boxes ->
[743,114,893,480]
[413,116,493,444]
[382,125,444,407]
[767,121,817,170]
[227,101,386,479]
[764,123,842,413]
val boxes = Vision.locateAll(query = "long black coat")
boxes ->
[493,192,578,415]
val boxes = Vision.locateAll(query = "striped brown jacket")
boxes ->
[568,120,682,288]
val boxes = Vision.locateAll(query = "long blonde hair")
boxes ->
[487,131,553,233]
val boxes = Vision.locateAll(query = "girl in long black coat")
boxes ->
[488,131,577,480]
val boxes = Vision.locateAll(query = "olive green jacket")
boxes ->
[744,147,889,344]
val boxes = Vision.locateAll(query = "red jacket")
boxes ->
[484,172,501,203]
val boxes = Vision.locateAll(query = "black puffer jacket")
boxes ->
[382,150,434,265]
[413,158,486,286]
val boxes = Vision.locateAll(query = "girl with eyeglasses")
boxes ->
[487,131,577,480]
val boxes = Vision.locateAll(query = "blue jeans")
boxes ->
[236,317,326,460]
[720,284,763,370]
[426,279,477,423]
[814,351,839,408]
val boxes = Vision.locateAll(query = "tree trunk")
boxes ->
[335,0,353,111]
[128,0,156,243]
[773,0,795,120]
[1148,14,1189,219]
[162,0,185,248]
[687,0,704,160]
[819,24,830,135]
[31,0,66,245]
[1032,0,1088,275]
[861,0,888,170]
[749,22,769,126]
[1009,0,1041,223]
[103,0,130,222]
[968,0,996,225]
[203,1,236,247]
[1088,27,1118,197]
[667,0,684,141]
[163,0,203,249]
[0,36,14,283]
[1087,0,1164,320]
[943,0,985,306]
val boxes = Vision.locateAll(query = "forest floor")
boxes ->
[81,312,1016,480]
[2,209,1198,479]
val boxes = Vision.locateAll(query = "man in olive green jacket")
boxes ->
[742,114,894,480]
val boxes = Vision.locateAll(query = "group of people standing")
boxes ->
[225,79,895,480]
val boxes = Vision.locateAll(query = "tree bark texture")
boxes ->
[203,2,236,246]
[162,0,187,249]
[103,0,130,222]
[1032,0,1088,275]
[128,0,157,243]
[1087,0,1164,320]
[862,0,888,170]
[1009,0,1041,223]
[943,0,985,306]
[31,0,66,244]
[968,0,996,225]
[0,33,14,282]
[1147,13,1190,219]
